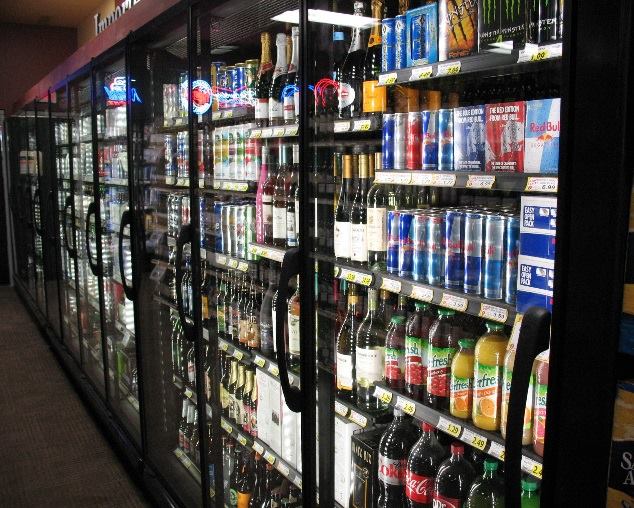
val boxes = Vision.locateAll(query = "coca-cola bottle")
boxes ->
[433,443,476,508]
[377,409,418,508]
[405,422,447,508]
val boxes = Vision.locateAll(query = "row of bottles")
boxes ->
[220,355,259,438]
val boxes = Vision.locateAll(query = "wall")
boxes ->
[77,0,115,47]
[0,23,77,112]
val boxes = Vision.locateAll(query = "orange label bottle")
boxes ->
[449,338,475,419]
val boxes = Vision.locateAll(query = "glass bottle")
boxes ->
[288,276,301,372]
[362,0,386,115]
[268,33,288,126]
[350,153,370,265]
[336,283,363,400]
[334,154,353,261]
[338,1,368,118]
[255,33,274,127]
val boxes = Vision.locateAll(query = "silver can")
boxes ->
[235,204,247,259]
[229,205,239,258]
[245,204,257,261]
[221,204,232,255]
[393,112,407,170]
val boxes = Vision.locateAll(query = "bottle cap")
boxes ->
[421,422,435,432]
[414,301,429,310]
[486,321,505,331]
[521,478,539,492]
[438,308,456,316]
[390,315,406,324]
[484,459,498,472]
[450,443,464,456]
[458,338,475,349]
[393,408,404,417]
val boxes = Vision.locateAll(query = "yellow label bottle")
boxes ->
[450,338,475,419]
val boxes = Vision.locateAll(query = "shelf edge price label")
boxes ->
[175,448,184,459]
[268,364,279,377]
[335,400,349,417]
[395,396,417,416]
[375,171,391,184]
[437,61,461,76]
[250,129,262,138]
[437,416,462,438]
[228,259,239,269]
[276,462,290,477]
[264,451,276,465]
[273,127,286,137]
[262,128,273,137]
[254,356,266,368]
[380,277,402,294]
[349,410,368,428]
[467,175,495,189]
[479,303,509,323]
[224,110,233,119]
[359,274,373,286]
[253,442,265,455]
[334,121,350,133]
[221,419,232,433]
[525,177,557,193]
[488,441,505,461]
[432,174,457,187]
[378,72,398,85]
[461,428,487,451]
[409,65,433,81]
[373,385,393,405]
[233,350,244,361]
[237,434,248,446]
[440,293,468,312]
[295,478,302,489]
[285,126,299,136]
[521,456,543,479]
[219,341,229,352]
[212,181,220,189]
[353,119,372,131]
[411,172,434,186]
[410,285,434,302]
[238,261,249,272]
[185,387,194,399]
[393,172,413,185]
[216,254,227,265]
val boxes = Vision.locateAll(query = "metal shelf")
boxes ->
[247,242,287,263]
[211,106,254,123]
[334,396,391,429]
[249,125,299,139]
[173,448,202,484]
[209,179,254,193]
[204,249,253,273]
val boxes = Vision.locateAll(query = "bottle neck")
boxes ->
[289,30,299,73]
[259,36,273,74]
[368,1,382,47]
[348,26,364,54]
[273,38,288,79]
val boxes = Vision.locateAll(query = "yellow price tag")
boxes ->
[233,350,243,361]
[379,72,398,85]
[264,451,276,465]
[531,49,548,61]
[268,365,279,377]
[402,401,416,416]
[254,356,266,368]
[253,442,265,454]
[522,456,543,479]
[220,342,229,351]
[237,435,248,446]
[251,130,262,139]
[489,442,505,461]
[462,428,487,451]
[385,74,397,84]
[437,416,462,438]
[360,274,373,286]
[345,271,356,282]
[224,110,233,119]
[221,419,232,433]
[354,120,371,131]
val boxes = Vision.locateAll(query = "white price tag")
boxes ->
[333,121,350,133]
[250,129,262,139]
[237,434,248,446]
[461,428,487,451]
[479,303,509,323]
[489,441,506,461]
[264,451,276,465]
[233,350,244,361]
[185,388,194,399]
[203,329,210,341]
[295,478,302,489]
[374,171,391,184]
[521,456,543,479]
[335,400,349,417]
[198,178,205,188]
[268,364,279,377]
[353,119,372,131]
[237,262,249,272]
[212,181,220,189]
[378,72,398,86]
[277,462,290,477]
[273,127,286,137]
[410,285,434,302]
[227,259,239,269]
[440,293,468,312]
[253,441,265,454]
[432,174,457,187]
[525,177,557,193]
[254,356,266,368]
[437,416,462,438]
[284,125,299,136]
[393,172,413,185]
[380,277,402,294]
[373,385,393,405]
[221,419,233,434]
[211,111,221,121]
[262,128,273,138]
[165,176,176,185]
[395,396,417,416]
[216,254,227,265]
[411,172,434,186]
[349,410,368,427]
[436,61,461,76]
[175,448,184,459]
[409,65,433,81]
[467,175,495,189]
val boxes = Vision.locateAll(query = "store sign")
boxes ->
[192,80,212,115]
[94,0,143,36]
[104,77,142,106]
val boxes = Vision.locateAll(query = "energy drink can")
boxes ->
[393,113,407,170]
[245,205,257,261]
[426,213,445,286]
[225,66,235,107]
[382,18,396,72]
[245,132,261,182]
[421,110,438,170]
[229,205,239,258]
[408,3,439,66]
[382,114,395,169]
[438,108,454,171]
[464,212,484,294]
[214,202,225,253]
[483,214,505,300]
[395,15,407,70]
[235,204,247,259]
[406,112,423,170]
[504,214,520,304]
[412,213,428,281]
[221,127,230,179]
[387,210,401,274]
[217,67,228,109]
[222,205,232,255]
[398,212,414,278]
[235,65,247,106]
[444,210,464,289]
[235,124,246,180]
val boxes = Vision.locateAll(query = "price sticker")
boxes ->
[395,396,417,416]
[379,72,398,85]
[479,303,509,323]
[285,126,299,136]
[509,314,523,351]
[437,61,461,76]
[295,478,303,489]
[237,434,248,446]
[254,356,266,368]
[175,448,184,459]
[233,350,244,361]
[411,172,434,186]
[237,262,249,272]
[221,419,233,434]
[262,128,274,138]
[432,174,457,187]
[373,386,393,404]
[488,441,505,461]
[185,387,194,399]
[410,285,434,302]
[374,171,391,184]
[250,129,262,139]
[521,456,543,479]
[335,400,349,417]
[219,341,229,352]
[353,119,372,131]
[253,441,265,455]
[437,416,462,438]
[273,127,286,137]
[224,110,233,119]
[334,121,350,133]
[349,410,368,427]
[199,178,205,188]
[264,451,276,465]
[212,181,220,189]
[461,428,487,451]
[248,244,259,256]
[268,364,279,377]
[392,172,413,185]
[178,178,188,187]
[228,259,239,269]
[467,175,496,189]
[277,462,290,477]
[380,277,402,294]
[441,293,468,312]
[360,274,373,286]
[211,111,221,121]
[216,254,227,265]
[525,177,557,193]
[409,65,433,81]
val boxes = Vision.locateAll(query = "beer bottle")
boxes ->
[241,367,254,433]
[234,364,246,425]
[248,454,265,507]
[220,351,231,417]
[237,450,255,507]
[287,276,301,372]
[227,359,238,421]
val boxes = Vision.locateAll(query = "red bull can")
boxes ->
[395,15,407,69]
[412,213,428,282]
[393,113,407,170]
[382,114,395,169]
[421,110,438,170]
[382,18,396,72]
[438,109,454,171]
[398,212,414,278]
[444,210,464,289]
[426,213,445,286]
[483,214,505,300]
[464,212,484,294]
[504,214,520,304]
[406,112,423,170]
[387,210,401,274]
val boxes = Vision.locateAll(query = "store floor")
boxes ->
[0,287,150,507]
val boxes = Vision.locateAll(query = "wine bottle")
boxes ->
[336,283,363,400]
[268,33,288,127]
[273,144,291,247]
[284,27,300,124]
[350,153,370,264]
[338,1,368,119]
[288,276,301,372]
[262,150,277,245]
[255,33,274,127]
[367,152,388,269]
[255,145,269,243]
[334,154,353,261]
[363,0,386,114]
[286,144,299,248]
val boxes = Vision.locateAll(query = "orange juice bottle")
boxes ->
[500,343,534,445]
[472,322,508,431]
[450,339,475,419]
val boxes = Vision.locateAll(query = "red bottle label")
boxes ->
[432,492,462,508]
[378,454,406,486]
[405,469,434,503]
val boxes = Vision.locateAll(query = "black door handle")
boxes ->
[175,224,194,341]
[85,201,101,276]
[275,247,302,413]
[118,209,135,301]
[62,196,77,258]
[33,188,43,237]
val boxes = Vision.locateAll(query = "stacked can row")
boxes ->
[212,124,261,182]
[212,200,257,261]
[387,206,519,304]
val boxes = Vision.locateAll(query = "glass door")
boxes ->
[306,0,562,506]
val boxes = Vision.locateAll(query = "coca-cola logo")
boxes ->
[432,493,462,508]
[378,455,406,486]
[405,470,433,503]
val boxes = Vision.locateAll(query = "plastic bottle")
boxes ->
[405,422,447,507]
[465,459,505,508]
[426,308,460,410]
[532,349,549,457]
[500,341,533,445]
[520,477,540,508]
[450,338,475,419]
[433,443,476,507]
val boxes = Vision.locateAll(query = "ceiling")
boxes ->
[0,0,107,27]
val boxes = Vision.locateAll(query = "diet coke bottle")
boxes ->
[377,409,419,508]
[405,422,446,508]
[433,443,476,508]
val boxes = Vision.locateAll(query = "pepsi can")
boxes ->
[398,212,414,278]
[421,110,438,170]
[412,213,428,281]
[483,214,505,300]
[445,210,464,289]
[393,113,407,170]
[387,210,400,274]
[395,15,407,69]
[382,114,395,169]
[426,213,445,286]
[381,18,396,72]
[214,201,225,253]
[464,212,484,294]
[504,215,520,304]
[438,109,454,171]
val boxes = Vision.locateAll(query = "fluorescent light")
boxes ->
[272,9,377,29]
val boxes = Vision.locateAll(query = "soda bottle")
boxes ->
[532,348,549,457]
[465,459,504,508]
[472,322,508,431]
[449,339,475,420]
[405,422,446,508]
[433,443,476,507]
[378,409,419,508]
[520,476,540,508]
[384,314,406,392]
[405,302,435,402]
[426,309,460,410]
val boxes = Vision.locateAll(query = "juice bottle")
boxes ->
[500,342,534,445]
[532,348,549,457]
[450,339,475,420]
[426,308,460,410]
[520,476,540,508]
[465,459,505,508]
[405,302,435,402]
[472,322,508,431]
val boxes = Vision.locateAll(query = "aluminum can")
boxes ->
[421,110,438,170]
[438,108,454,171]
[226,66,237,107]
[244,59,259,96]
[483,214,505,300]
[213,128,223,180]
[381,18,396,72]
[234,63,246,106]
[217,66,228,109]
[463,212,484,294]
[386,210,401,274]
[245,133,261,182]
[412,212,428,281]
[382,114,395,169]
[221,205,232,254]
[221,127,230,179]
[406,111,423,170]
[398,212,414,278]
[504,214,520,304]
[395,15,407,69]
[444,210,464,289]
[214,201,225,253]
[393,113,407,170]
[245,205,257,261]
[235,204,247,259]
[411,9,433,63]
[229,205,239,258]
[227,126,237,180]
[235,124,246,180]
[426,213,445,286]
[164,135,175,178]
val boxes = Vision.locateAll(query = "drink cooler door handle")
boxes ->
[275,247,302,413]
[47,190,57,243]
[175,224,194,341]
[505,306,551,504]
[33,187,43,237]
[85,201,101,276]
[63,196,76,259]
[118,210,135,301]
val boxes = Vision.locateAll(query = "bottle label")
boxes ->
[384,346,405,382]
[287,210,297,247]
[230,488,238,507]
[367,207,387,252]
[237,492,251,508]
[336,352,354,390]
[350,223,368,262]
[405,335,426,386]
[288,312,301,354]
[450,374,473,416]
[260,322,273,352]
[255,98,269,120]
[247,316,260,349]
[243,406,252,433]
[262,197,273,228]
[427,346,457,397]
[356,346,384,388]
[273,206,286,241]
[334,221,351,259]
[239,318,249,345]
[250,406,258,437]
[201,295,209,320]
[283,95,295,121]
[269,98,283,119]
[293,89,300,119]
[473,362,502,422]
[362,80,387,113]
[178,429,185,449]
[220,386,229,410]
[188,361,196,384]
[405,470,433,503]
[378,454,406,486]
[534,381,547,443]
[216,308,225,334]
[338,82,356,109]
[432,492,462,508]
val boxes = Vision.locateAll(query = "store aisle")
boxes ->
[0,287,150,507]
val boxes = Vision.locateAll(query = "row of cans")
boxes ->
[386,207,519,304]
[211,60,259,110]
[164,132,189,179]
[212,124,261,182]
[383,110,454,171]
[213,201,257,261]
[167,193,190,238]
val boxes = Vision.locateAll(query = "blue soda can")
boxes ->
[387,210,401,274]
[412,213,428,282]
[214,201,225,253]
[234,64,246,106]
[421,110,438,170]
[398,212,414,278]
[426,213,445,286]
[224,66,235,107]
[504,215,520,304]
[395,15,407,70]
[382,114,395,169]
[483,214,506,300]
[381,18,396,72]
[444,210,464,289]
[438,109,454,171]
[411,11,429,63]
[463,212,484,294]
[393,113,407,170]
